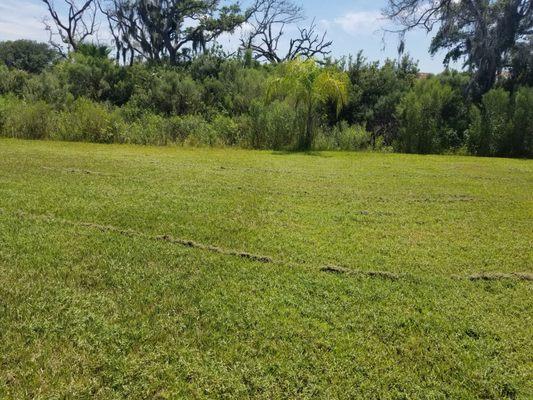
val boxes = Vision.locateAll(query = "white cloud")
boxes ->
[333,11,384,36]
[0,0,48,41]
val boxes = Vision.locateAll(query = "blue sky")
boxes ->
[0,0,453,72]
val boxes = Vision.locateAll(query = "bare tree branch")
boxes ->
[40,0,98,53]
[241,0,331,63]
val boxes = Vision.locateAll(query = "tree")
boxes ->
[41,0,98,55]
[507,37,533,89]
[241,0,332,63]
[396,77,455,153]
[57,43,132,104]
[338,52,418,146]
[0,40,59,73]
[467,86,533,157]
[267,59,349,149]
[510,86,533,157]
[101,0,248,65]
[384,0,533,98]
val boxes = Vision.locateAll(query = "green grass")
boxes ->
[0,138,531,399]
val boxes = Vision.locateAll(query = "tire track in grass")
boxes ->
[1,208,531,282]
[2,208,273,264]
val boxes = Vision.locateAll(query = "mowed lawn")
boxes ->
[0,138,532,399]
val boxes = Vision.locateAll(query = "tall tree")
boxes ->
[41,0,98,55]
[0,40,60,73]
[101,0,248,65]
[508,36,533,88]
[384,0,533,97]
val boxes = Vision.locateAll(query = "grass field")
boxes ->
[0,138,532,399]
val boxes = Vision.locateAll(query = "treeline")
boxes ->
[0,40,531,157]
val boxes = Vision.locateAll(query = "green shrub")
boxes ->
[211,114,242,146]
[125,114,220,146]
[248,100,299,150]
[314,122,372,151]
[54,98,123,143]
[0,96,55,139]
[0,95,15,132]
[333,121,372,150]
[0,65,31,96]
[482,88,511,155]
[466,105,483,155]
[126,114,171,145]
[0,40,59,74]
[467,86,533,158]
[22,72,70,109]
[56,47,132,105]
[340,54,419,145]
[396,78,455,154]
[509,86,533,157]
[178,115,218,146]
[129,69,203,116]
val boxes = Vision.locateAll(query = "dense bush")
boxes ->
[315,122,372,151]
[23,72,71,108]
[0,40,59,74]
[247,100,300,150]
[211,114,242,146]
[55,98,125,143]
[468,87,533,157]
[267,59,349,149]
[126,114,173,146]
[396,78,457,154]
[0,96,55,139]
[339,54,419,146]
[128,68,203,116]
[0,66,31,97]
[57,47,132,105]
[511,87,533,157]
[0,40,531,157]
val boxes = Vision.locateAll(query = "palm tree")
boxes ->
[267,59,349,149]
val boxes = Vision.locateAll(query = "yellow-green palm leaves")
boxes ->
[267,59,349,149]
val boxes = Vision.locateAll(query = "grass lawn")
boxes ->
[0,138,532,399]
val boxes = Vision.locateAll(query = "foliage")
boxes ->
[126,113,174,145]
[55,97,124,143]
[211,114,242,146]
[468,87,533,157]
[200,60,269,115]
[102,0,247,65]
[315,121,372,151]
[385,0,532,98]
[171,114,218,146]
[510,86,533,157]
[128,68,203,116]
[0,65,32,97]
[56,45,132,105]
[247,100,300,149]
[506,38,533,90]
[267,59,349,149]
[0,37,531,157]
[396,78,457,154]
[0,97,55,139]
[339,53,419,146]
[22,71,71,108]
[0,40,59,73]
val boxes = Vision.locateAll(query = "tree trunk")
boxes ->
[303,101,314,150]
